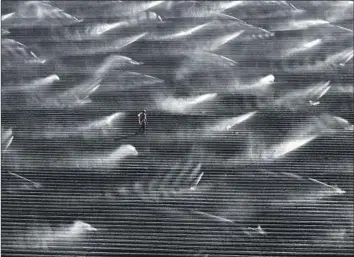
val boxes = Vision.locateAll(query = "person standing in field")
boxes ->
[138,110,147,134]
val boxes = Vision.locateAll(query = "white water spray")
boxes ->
[209,111,257,132]
[159,93,218,114]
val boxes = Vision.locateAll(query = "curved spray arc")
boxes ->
[22,220,97,251]
[58,144,139,170]
[2,1,82,29]
[158,93,218,114]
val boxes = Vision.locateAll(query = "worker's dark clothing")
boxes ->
[138,112,147,133]
[138,122,146,133]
